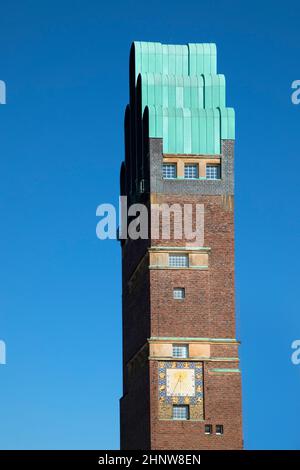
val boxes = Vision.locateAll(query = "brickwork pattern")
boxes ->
[120,137,242,449]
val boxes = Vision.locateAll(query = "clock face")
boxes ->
[166,368,195,397]
[158,361,203,405]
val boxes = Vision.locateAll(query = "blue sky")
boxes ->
[0,0,299,450]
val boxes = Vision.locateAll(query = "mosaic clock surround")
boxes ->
[158,361,204,420]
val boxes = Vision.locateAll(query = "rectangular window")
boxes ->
[206,164,221,180]
[184,164,199,179]
[216,424,224,435]
[163,163,177,179]
[173,288,185,299]
[172,344,188,358]
[172,405,189,420]
[205,424,213,435]
[169,254,189,268]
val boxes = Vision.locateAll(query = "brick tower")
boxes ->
[119,42,243,450]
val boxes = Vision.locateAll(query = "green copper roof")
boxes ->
[133,42,217,78]
[147,106,234,155]
[132,41,235,154]
[140,73,226,110]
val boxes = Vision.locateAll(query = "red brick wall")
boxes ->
[120,193,243,450]
[149,360,243,450]
[120,359,151,450]
[150,195,236,340]
[120,237,151,449]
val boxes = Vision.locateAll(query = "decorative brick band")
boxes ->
[149,266,209,270]
[149,337,239,343]
[149,357,240,362]
[209,368,241,373]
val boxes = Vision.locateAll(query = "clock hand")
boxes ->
[172,376,181,395]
